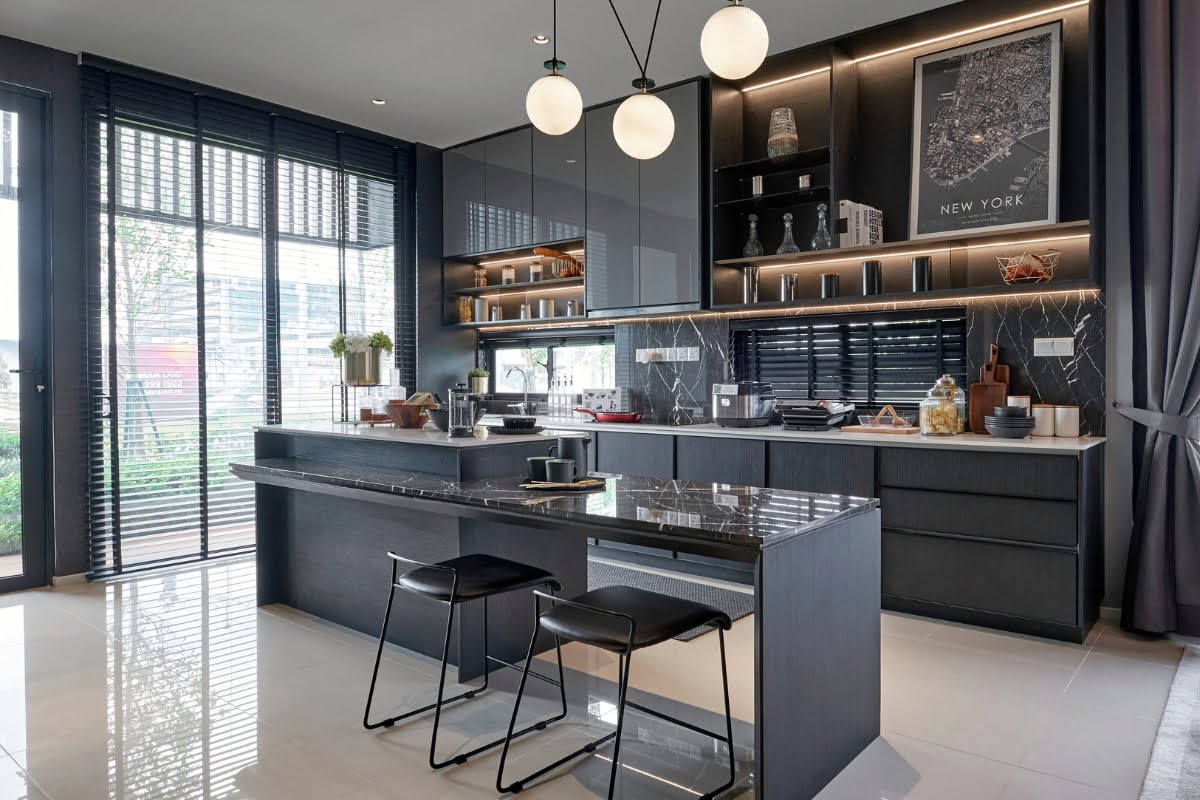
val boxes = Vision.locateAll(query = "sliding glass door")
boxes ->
[0,88,49,592]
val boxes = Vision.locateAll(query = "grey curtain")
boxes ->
[1110,0,1200,635]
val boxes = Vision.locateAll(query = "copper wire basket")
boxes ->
[997,250,1060,285]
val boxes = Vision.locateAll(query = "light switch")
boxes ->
[1033,338,1055,357]
[1052,337,1075,357]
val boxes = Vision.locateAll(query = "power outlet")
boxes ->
[1034,337,1075,357]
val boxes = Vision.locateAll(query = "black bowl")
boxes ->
[992,406,1030,417]
[502,416,538,430]
[985,423,1032,439]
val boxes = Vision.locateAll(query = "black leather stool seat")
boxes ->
[397,553,561,602]
[539,585,732,653]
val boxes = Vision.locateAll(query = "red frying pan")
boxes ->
[573,408,644,424]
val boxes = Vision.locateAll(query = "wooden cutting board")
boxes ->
[969,344,1009,434]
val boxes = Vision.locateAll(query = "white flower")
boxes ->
[343,333,371,353]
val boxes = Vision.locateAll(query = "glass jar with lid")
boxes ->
[919,374,966,435]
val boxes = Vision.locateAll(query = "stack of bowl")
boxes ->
[984,406,1036,439]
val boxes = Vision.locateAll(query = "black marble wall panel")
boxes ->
[965,292,1106,436]
[607,290,1105,433]
[615,316,730,424]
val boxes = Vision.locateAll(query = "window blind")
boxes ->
[83,63,415,577]
[730,311,968,408]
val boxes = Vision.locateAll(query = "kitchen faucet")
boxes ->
[506,366,536,415]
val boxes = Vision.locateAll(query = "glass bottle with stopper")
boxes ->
[776,212,801,255]
[810,202,833,251]
[742,213,765,257]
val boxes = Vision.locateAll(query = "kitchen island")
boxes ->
[237,422,882,800]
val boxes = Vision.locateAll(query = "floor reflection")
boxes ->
[105,561,258,799]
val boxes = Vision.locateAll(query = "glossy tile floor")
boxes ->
[0,557,1184,800]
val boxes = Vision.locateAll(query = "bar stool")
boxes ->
[363,552,568,770]
[496,585,736,799]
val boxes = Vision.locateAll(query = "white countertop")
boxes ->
[479,416,1105,455]
[256,421,586,448]
[258,418,1103,455]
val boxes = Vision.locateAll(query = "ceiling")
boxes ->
[0,0,954,148]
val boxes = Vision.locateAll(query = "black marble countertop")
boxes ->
[231,457,878,550]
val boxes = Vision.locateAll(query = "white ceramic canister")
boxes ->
[1054,405,1080,438]
[1031,404,1056,437]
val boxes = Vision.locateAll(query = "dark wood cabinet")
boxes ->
[676,436,765,486]
[586,79,705,315]
[484,128,533,250]
[595,431,674,479]
[442,140,486,256]
[638,82,702,308]
[767,441,874,497]
[585,103,641,311]
[532,125,585,243]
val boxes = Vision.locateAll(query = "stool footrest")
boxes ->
[499,730,618,794]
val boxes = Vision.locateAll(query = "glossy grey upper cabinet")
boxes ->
[639,82,701,308]
[532,125,585,243]
[585,103,640,311]
[484,128,533,251]
[442,140,486,257]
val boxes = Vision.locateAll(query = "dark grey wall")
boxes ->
[0,36,88,577]
[415,143,474,396]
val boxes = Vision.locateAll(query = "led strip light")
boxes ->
[743,233,1091,271]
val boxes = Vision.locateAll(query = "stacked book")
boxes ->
[778,399,855,431]
[837,200,883,248]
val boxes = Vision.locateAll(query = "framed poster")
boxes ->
[909,22,1061,239]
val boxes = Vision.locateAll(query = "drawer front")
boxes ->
[767,441,875,497]
[596,432,674,479]
[879,487,1078,548]
[676,436,766,486]
[878,447,1077,500]
[882,531,1077,625]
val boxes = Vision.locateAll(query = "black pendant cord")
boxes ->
[607,0,665,84]
[552,0,558,70]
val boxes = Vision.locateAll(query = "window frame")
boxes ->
[479,331,615,403]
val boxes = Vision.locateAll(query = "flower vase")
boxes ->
[342,347,382,386]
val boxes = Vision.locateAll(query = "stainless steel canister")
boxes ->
[779,273,798,302]
[538,298,555,318]
[742,265,760,304]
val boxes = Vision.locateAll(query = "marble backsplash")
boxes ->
[613,290,1106,434]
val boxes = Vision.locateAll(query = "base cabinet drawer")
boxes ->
[878,447,1077,500]
[595,431,674,479]
[676,437,765,485]
[767,441,874,497]
[882,531,1077,626]
[879,487,1077,547]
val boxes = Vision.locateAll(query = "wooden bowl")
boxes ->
[386,402,433,428]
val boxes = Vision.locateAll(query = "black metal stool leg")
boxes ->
[605,651,633,800]
[363,583,399,730]
[698,626,736,800]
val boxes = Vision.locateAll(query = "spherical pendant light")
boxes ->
[526,72,583,135]
[701,1,769,80]
[613,91,675,160]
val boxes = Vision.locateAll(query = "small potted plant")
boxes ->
[330,331,394,386]
[467,367,490,395]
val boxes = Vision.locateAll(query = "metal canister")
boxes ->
[912,256,933,292]
[488,305,502,321]
[518,302,532,319]
[861,260,882,295]
[565,299,582,317]
[742,265,760,304]
[779,273,798,302]
[820,273,840,299]
[538,298,555,318]
[473,297,489,322]
[751,175,764,197]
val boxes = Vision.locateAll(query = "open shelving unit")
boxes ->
[442,238,586,327]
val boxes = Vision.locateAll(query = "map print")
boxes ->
[910,25,1059,237]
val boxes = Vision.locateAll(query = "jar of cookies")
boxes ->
[919,374,965,435]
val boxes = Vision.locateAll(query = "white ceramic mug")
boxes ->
[1054,405,1080,438]
[1031,404,1056,437]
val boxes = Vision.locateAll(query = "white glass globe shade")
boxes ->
[701,3,769,80]
[525,74,583,135]
[612,92,675,160]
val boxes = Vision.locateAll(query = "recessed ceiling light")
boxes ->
[532,34,550,44]
[371,98,386,106]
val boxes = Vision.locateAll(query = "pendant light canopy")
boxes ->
[606,0,674,160]
[525,0,582,135]
[701,0,769,80]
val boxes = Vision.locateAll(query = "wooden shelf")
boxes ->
[450,314,588,329]
[715,186,830,212]
[452,277,584,296]
[443,238,584,265]
[713,220,1091,269]
[713,147,830,177]
[710,279,1100,313]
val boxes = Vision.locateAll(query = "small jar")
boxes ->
[501,265,516,285]
[919,374,966,435]
[473,267,488,288]
[529,261,544,282]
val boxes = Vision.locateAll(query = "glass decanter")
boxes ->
[742,213,765,257]
[776,212,801,254]
[810,202,833,251]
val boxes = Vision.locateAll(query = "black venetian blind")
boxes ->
[730,311,968,407]
[83,62,415,577]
